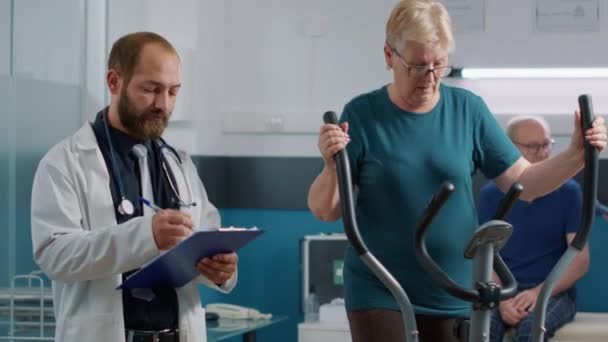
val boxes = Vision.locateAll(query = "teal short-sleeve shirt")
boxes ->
[341,84,520,317]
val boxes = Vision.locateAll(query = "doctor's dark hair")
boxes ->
[107,32,179,84]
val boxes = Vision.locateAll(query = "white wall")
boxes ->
[106,0,608,157]
[108,0,202,151]
[446,0,608,68]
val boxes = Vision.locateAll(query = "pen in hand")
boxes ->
[139,197,163,213]
[143,197,193,251]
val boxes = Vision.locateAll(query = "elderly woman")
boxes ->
[307,1,606,341]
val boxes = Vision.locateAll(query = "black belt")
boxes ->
[125,328,179,342]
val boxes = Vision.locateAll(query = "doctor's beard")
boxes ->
[117,87,171,141]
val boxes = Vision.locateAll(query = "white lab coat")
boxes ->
[30,123,236,342]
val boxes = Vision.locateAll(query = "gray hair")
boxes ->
[506,116,551,140]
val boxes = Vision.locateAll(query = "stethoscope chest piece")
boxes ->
[118,198,134,216]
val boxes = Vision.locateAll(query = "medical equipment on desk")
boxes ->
[318,298,348,324]
[102,108,196,218]
[300,233,348,321]
[0,271,54,341]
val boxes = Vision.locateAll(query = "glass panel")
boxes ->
[0,1,85,337]
[11,0,84,280]
[0,0,12,288]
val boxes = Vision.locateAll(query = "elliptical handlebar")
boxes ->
[530,95,599,341]
[323,111,369,256]
[414,182,523,303]
[494,183,524,220]
[492,182,524,300]
[572,94,598,250]
[322,110,419,341]
[493,256,517,300]
[414,182,479,302]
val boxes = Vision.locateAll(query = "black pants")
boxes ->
[348,309,467,342]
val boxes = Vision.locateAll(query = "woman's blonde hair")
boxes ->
[386,0,455,53]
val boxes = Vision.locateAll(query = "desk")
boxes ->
[298,321,350,342]
[207,316,287,342]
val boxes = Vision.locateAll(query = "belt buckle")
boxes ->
[126,328,176,342]
[155,328,175,342]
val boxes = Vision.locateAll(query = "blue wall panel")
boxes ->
[199,209,343,342]
[574,217,608,312]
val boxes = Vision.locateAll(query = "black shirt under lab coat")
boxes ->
[91,109,180,330]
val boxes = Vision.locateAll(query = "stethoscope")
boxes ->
[102,108,196,217]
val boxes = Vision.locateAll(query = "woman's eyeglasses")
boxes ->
[391,47,452,78]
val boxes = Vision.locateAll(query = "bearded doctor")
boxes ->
[31,32,238,342]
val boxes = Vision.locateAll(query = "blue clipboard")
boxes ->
[118,229,264,289]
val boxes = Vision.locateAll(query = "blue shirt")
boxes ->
[478,180,582,294]
[341,84,520,317]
